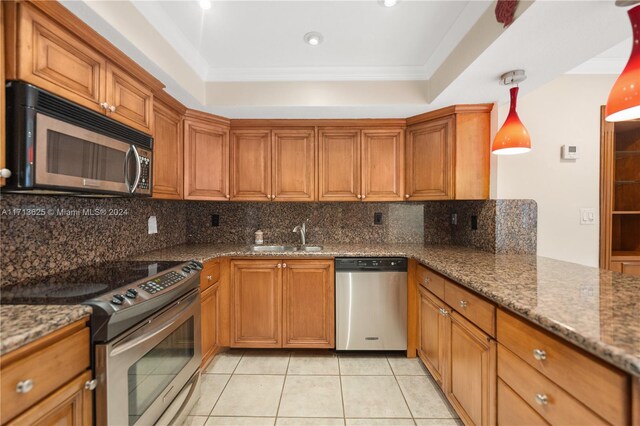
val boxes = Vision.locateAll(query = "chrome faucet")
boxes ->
[293,222,306,246]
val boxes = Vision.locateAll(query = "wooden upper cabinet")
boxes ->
[231,129,272,201]
[406,105,492,200]
[184,113,230,200]
[318,128,361,201]
[272,128,316,201]
[282,260,334,348]
[152,95,184,199]
[406,116,453,200]
[362,129,404,201]
[14,4,106,113]
[6,1,162,134]
[105,63,153,133]
[230,260,282,348]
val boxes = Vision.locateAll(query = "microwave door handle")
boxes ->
[130,145,142,193]
[124,145,133,189]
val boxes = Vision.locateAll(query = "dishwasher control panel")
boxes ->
[335,257,407,271]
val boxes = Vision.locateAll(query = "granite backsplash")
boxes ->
[0,194,536,287]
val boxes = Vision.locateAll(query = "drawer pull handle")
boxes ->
[16,379,33,394]
[534,393,549,405]
[459,300,468,308]
[85,379,97,391]
[533,348,547,361]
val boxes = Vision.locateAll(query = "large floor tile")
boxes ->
[205,417,276,425]
[189,374,230,416]
[346,419,415,425]
[205,350,244,374]
[387,356,428,376]
[211,375,285,417]
[287,351,340,375]
[414,420,463,426]
[278,376,344,418]
[235,351,291,375]
[341,376,411,418]
[182,416,208,426]
[339,355,393,375]
[276,418,345,425]
[396,376,457,419]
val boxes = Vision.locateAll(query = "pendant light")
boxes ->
[492,70,531,155]
[605,3,640,122]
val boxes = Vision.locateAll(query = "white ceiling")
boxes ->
[61,0,633,118]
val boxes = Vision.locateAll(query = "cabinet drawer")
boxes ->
[1,327,90,423]
[444,281,495,337]
[497,378,548,426]
[201,259,221,292]
[416,264,445,300]
[498,344,607,425]
[497,309,629,425]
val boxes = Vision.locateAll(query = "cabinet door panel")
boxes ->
[406,117,453,200]
[272,129,315,201]
[231,130,271,201]
[201,283,220,366]
[18,6,105,113]
[283,260,334,348]
[447,312,496,426]
[418,287,446,384]
[362,129,404,201]
[184,120,229,200]
[152,100,183,199]
[231,260,282,347]
[106,63,153,133]
[318,129,361,201]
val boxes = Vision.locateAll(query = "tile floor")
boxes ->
[184,350,461,426]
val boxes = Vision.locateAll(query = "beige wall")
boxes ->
[495,74,616,267]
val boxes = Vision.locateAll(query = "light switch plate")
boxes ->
[148,215,158,234]
[580,208,596,225]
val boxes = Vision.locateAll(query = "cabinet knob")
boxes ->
[357,195,362,199]
[277,264,281,268]
[271,195,276,200]
[361,195,366,199]
[266,195,271,199]
[16,379,34,394]
[99,102,109,110]
[207,275,212,281]
[282,263,287,268]
[439,308,449,316]
[225,194,230,199]
[0,168,12,178]
[84,379,97,391]
[423,277,430,285]
[534,393,549,406]
[405,194,410,198]
[108,105,117,112]
[459,300,468,308]
[532,348,547,361]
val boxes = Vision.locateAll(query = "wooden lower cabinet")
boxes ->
[230,258,334,349]
[201,282,220,367]
[417,286,447,385]
[231,259,282,347]
[497,378,547,426]
[447,311,496,426]
[282,260,334,348]
[7,370,93,426]
[611,260,640,276]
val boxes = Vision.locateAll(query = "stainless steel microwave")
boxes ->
[4,82,153,196]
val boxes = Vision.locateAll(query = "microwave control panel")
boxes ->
[136,147,152,193]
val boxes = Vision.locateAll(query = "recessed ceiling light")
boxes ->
[199,0,211,10]
[382,0,398,7]
[304,32,324,46]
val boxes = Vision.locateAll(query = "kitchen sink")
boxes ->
[249,245,298,252]
[248,245,324,252]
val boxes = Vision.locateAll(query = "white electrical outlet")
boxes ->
[579,208,596,225]
[148,216,158,234]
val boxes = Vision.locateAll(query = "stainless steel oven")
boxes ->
[5,81,152,196]
[95,289,202,426]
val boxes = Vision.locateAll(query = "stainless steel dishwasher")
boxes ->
[335,257,407,350]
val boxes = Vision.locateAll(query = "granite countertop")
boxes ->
[0,305,92,356]
[135,243,640,377]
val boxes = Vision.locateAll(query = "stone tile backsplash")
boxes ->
[0,193,536,286]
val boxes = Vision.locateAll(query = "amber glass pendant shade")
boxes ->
[492,86,531,155]
[605,5,640,122]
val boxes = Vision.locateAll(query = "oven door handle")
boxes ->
[110,291,197,357]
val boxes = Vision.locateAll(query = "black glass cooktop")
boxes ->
[1,260,185,305]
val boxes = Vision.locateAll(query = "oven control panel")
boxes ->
[140,271,185,294]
